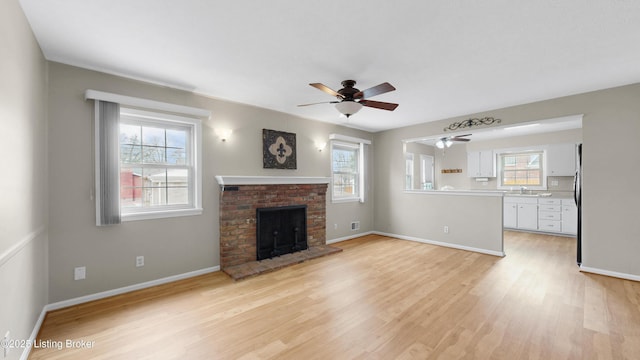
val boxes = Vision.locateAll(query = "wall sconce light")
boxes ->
[215,128,233,142]
[315,141,326,152]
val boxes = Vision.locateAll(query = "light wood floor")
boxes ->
[30,232,640,359]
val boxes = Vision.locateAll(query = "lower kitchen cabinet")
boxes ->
[517,203,538,230]
[504,196,576,236]
[561,199,578,235]
[504,197,538,230]
[538,198,562,233]
[503,202,517,228]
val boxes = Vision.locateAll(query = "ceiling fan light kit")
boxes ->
[299,79,398,118]
[335,101,363,118]
[435,139,452,149]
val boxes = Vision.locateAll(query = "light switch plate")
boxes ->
[74,266,86,280]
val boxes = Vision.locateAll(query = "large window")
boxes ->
[88,90,208,225]
[330,134,369,203]
[119,109,197,214]
[499,151,544,188]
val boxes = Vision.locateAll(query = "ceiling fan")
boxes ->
[436,134,471,149]
[298,80,398,118]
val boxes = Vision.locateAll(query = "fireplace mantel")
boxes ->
[215,175,330,186]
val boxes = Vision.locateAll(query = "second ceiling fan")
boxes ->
[298,80,398,118]
[436,134,471,148]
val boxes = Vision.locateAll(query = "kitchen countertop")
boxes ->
[405,189,574,199]
[503,191,573,199]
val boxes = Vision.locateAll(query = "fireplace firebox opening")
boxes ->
[256,205,307,261]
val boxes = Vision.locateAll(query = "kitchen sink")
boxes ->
[504,193,539,197]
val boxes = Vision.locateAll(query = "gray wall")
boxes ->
[374,84,640,277]
[47,63,375,302]
[375,125,504,254]
[0,1,49,359]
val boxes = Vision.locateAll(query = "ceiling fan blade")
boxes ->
[453,134,472,138]
[297,101,339,107]
[359,100,399,111]
[354,82,396,99]
[451,138,471,142]
[309,83,344,99]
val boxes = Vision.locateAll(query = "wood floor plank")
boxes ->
[29,232,640,359]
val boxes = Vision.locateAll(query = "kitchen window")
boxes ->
[498,150,545,189]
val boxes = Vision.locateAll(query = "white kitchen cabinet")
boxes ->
[561,199,578,235]
[504,196,576,236]
[517,203,538,230]
[504,197,538,230]
[467,150,495,177]
[503,199,518,228]
[538,198,561,232]
[547,143,576,176]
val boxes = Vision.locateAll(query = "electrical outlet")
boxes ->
[444,226,449,234]
[334,223,338,230]
[136,256,144,267]
[74,266,86,280]
[4,331,10,357]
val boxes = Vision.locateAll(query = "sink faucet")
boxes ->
[519,186,528,194]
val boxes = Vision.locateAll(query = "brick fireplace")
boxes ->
[215,176,330,270]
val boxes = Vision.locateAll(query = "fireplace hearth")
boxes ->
[256,205,307,260]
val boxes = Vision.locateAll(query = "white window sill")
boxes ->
[331,197,363,204]
[122,208,203,222]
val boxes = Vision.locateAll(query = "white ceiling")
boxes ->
[19,1,640,132]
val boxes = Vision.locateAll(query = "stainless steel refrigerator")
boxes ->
[574,143,582,265]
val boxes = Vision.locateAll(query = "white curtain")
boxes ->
[96,100,121,225]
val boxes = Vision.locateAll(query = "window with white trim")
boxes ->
[420,154,434,190]
[498,150,544,188]
[330,135,368,203]
[119,109,201,218]
[405,153,414,190]
[331,141,360,201]
[87,90,207,225]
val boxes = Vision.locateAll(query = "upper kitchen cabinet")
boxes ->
[467,150,495,177]
[547,143,577,176]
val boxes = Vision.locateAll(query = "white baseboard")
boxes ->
[19,306,47,360]
[326,231,375,244]
[373,231,506,257]
[579,265,640,282]
[20,266,220,360]
[46,266,220,311]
